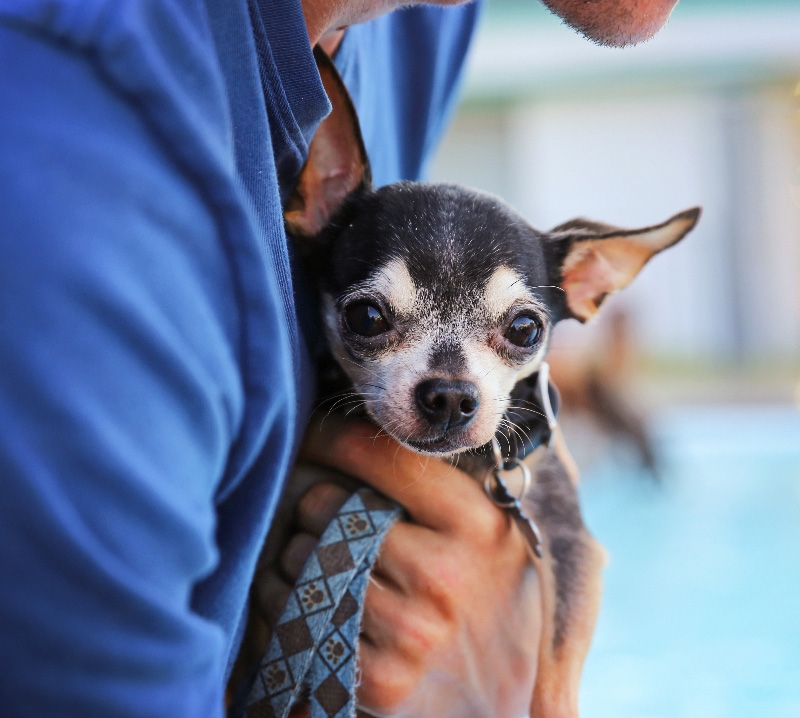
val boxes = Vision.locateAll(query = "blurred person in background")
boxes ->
[0,0,678,715]
[548,308,661,478]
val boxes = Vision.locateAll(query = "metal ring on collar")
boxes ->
[490,435,504,466]
[485,438,532,507]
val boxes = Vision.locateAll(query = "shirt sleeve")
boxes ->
[0,24,246,716]
[336,3,482,186]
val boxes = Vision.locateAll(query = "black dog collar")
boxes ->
[489,361,561,463]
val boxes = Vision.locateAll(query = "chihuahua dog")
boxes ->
[268,48,699,717]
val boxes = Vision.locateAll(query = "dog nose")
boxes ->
[415,379,480,429]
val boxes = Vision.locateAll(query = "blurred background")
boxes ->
[429,0,800,715]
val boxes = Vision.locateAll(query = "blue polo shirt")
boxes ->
[0,0,479,715]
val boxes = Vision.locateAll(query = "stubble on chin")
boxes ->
[541,0,678,48]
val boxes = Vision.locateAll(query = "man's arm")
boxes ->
[0,25,250,715]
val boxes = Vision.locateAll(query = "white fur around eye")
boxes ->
[482,266,529,319]
[370,258,417,315]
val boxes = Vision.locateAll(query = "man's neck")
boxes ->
[301,0,347,52]
[318,29,345,56]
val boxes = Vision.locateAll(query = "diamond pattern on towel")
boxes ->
[241,489,401,718]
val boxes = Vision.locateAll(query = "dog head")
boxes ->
[286,49,699,456]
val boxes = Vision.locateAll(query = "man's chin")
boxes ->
[541,0,678,48]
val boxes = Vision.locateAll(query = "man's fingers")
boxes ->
[370,522,468,615]
[295,481,351,535]
[279,532,318,584]
[252,570,292,627]
[357,639,427,716]
[301,415,499,532]
[360,572,451,663]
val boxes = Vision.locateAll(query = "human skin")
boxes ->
[304,0,681,53]
[539,0,680,47]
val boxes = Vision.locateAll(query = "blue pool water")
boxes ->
[578,404,800,718]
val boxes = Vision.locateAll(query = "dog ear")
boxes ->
[284,47,372,238]
[548,207,701,322]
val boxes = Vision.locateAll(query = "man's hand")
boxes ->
[261,415,543,717]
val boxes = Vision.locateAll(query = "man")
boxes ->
[0,0,678,715]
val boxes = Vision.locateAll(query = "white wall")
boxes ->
[431,85,800,363]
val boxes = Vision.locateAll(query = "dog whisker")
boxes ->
[497,416,527,452]
[325,395,363,411]
[361,383,387,392]
[316,389,380,410]
[528,284,566,293]
[503,419,527,447]
[344,402,368,417]
[506,405,547,421]
[335,354,375,371]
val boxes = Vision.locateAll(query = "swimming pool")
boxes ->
[578,404,800,718]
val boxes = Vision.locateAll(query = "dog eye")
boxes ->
[505,315,542,348]
[344,302,390,337]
